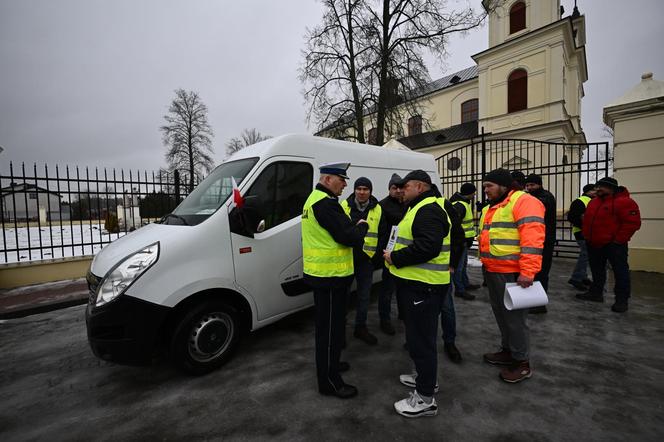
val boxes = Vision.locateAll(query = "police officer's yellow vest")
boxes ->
[571,195,591,234]
[454,199,476,238]
[479,190,527,260]
[388,196,451,285]
[340,199,382,258]
[302,189,353,277]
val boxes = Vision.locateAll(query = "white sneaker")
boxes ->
[399,373,439,393]
[394,390,438,418]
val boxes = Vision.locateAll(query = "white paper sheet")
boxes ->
[503,281,548,310]
[385,226,399,252]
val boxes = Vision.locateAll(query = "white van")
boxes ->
[86,134,438,374]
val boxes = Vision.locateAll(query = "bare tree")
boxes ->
[301,0,374,143]
[226,128,271,155]
[160,89,214,192]
[303,0,499,145]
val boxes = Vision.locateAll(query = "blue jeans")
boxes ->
[353,257,374,328]
[451,245,469,294]
[440,285,456,344]
[570,238,589,282]
[379,267,394,322]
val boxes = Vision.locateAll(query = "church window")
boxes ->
[508,69,528,113]
[367,128,377,145]
[461,99,479,123]
[408,115,422,136]
[509,2,526,34]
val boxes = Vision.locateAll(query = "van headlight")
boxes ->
[96,242,160,307]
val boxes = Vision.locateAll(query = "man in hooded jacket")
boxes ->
[576,177,641,313]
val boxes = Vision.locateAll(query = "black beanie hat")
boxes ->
[483,168,513,187]
[510,170,526,185]
[459,182,476,196]
[525,173,543,186]
[354,176,372,191]
[388,173,401,189]
[582,183,595,193]
[596,176,618,190]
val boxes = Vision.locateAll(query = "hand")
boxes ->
[516,274,534,288]
[449,266,455,274]
[383,250,393,265]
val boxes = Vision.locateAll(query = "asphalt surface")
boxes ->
[0,261,663,441]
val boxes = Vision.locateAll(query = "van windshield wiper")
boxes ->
[161,213,190,225]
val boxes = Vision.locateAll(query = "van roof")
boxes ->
[225,134,437,175]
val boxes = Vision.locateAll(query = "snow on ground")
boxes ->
[0,223,128,264]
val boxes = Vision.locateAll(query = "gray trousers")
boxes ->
[485,271,530,361]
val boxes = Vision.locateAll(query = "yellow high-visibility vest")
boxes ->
[302,189,353,277]
[454,199,476,238]
[340,199,382,258]
[388,196,451,285]
[479,190,539,261]
[571,195,591,234]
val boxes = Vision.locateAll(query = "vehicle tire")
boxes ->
[170,302,241,375]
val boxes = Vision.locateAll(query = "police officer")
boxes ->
[302,162,368,399]
[340,177,386,345]
[567,183,596,290]
[383,170,461,418]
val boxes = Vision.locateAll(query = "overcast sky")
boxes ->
[1,0,663,173]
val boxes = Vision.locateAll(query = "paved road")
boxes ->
[0,261,663,441]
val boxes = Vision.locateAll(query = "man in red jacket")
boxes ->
[576,177,641,313]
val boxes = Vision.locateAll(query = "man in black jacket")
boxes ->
[383,170,463,418]
[525,173,556,313]
[302,162,368,399]
[378,174,407,334]
[341,177,387,345]
[566,183,596,290]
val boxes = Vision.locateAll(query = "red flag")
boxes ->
[231,176,244,209]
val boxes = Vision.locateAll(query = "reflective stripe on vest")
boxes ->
[340,199,382,258]
[388,196,451,284]
[302,189,353,277]
[454,199,476,238]
[571,195,591,234]
[478,191,544,260]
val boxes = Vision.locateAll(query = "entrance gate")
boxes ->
[435,133,611,258]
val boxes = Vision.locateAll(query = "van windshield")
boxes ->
[165,157,258,226]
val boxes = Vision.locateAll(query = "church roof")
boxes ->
[416,66,478,97]
[398,121,478,150]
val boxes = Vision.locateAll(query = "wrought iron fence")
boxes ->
[0,162,197,263]
[436,131,612,258]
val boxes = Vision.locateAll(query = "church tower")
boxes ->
[473,0,588,143]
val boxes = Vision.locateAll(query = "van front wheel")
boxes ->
[171,302,241,375]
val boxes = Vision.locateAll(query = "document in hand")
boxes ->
[503,281,548,310]
[385,226,399,252]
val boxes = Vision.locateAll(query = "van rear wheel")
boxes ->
[171,302,241,375]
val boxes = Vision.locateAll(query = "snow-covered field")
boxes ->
[1,223,127,263]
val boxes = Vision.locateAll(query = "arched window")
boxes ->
[367,128,377,145]
[510,1,526,34]
[408,115,422,136]
[461,99,478,123]
[508,69,527,113]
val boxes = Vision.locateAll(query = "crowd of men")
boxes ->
[301,162,641,418]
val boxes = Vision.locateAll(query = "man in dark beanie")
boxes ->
[524,173,556,314]
[341,177,387,344]
[577,177,641,313]
[567,183,597,290]
[378,174,407,335]
[479,168,545,383]
[511,170,526,191]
